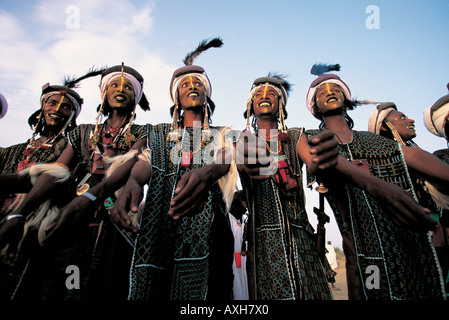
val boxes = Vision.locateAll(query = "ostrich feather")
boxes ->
[63,66,107,88]
[310,63,341,76]
[183,37,223,66]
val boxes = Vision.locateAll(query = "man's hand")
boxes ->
[236,133,273,179]
[168,164,228,220]
[367,178,438,232]
[0,216,24,257]
[307,130,339,172]
[109,178,142,232]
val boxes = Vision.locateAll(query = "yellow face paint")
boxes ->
[189,75,195,90]
[189,76,196,106]
[49,95,65,125]
[55,95,65,112]
[120,76,124,92]
[323,83,332,106]
[263,83,269,99]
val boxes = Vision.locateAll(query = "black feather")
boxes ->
[63,65,107,88]
[267,72,292,96]
[310,63,341,76]
[139,92,150,111]
[183,37,223,66]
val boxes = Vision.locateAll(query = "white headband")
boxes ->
[170,73,211,104]
[368,106,396,135]
[423,102,449,138]
[100,71,143,105]
[306,78,351,116]
[40,91,81,117]
[246,83,286,112]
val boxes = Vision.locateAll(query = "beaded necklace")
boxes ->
[177,127,204,167]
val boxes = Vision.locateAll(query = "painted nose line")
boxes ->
[119,76,125,92]
[189,75,195,90]
[263,83,268,99]
[55,95,65,112]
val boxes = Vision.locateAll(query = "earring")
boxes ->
[245,100,252,132]
[202,102,211,139]
[278,103,287,133]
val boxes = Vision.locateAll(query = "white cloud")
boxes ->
[0,0,174,147]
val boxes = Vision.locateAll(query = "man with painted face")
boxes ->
[0,81,83,299]
[305,68,449,299]
[369,102,449,295]
[0,64,149,300]
[106,38,237,300]
[236,74,337,300]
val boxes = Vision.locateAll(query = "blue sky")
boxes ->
[1,0,448,247]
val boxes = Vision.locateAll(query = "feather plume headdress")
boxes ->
[91,63,149,150]
[306,63,379,119]
[27,66,105,145]
[169,37,223,139]
[169,37,223,103]
[245,73,292,132]
[310,63,341,76]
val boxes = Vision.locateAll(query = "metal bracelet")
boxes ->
[80,191,97,202]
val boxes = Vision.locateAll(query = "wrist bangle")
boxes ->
[80,191,97,202]
[6,214,23,221]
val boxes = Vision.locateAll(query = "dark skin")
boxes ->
[0,78,142,250]
[381,110,417,142]
[0,94,75,194]
[236,84,339,181]
[313,81,445,231]
[0,94,76,250]
[47,75,230,236]
[238,81,439,232]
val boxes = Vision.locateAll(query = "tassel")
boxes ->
[278,103,287,133]
[202,103,211,138]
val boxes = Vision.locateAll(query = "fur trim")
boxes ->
[17,200,59,249]
[212,127,237,211]
[19,163,70,184]
[425,181,449,210]
[104,149,140,180]
[104,149,144,227]
[137,147,152,164]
